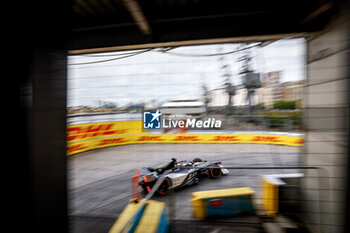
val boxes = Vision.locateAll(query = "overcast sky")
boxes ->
[67,38,305,107]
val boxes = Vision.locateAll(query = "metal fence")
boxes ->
[223,115,302,132]
[67,112,303,132]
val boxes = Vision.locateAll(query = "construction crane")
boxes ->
[238,45,261,116]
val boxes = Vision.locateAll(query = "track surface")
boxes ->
[68,144,301,233]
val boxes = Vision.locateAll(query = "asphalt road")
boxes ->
[68,143,301,233]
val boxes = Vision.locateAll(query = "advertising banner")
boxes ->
[67,121,304,155]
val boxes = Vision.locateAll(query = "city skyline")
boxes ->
[68,38,305,107]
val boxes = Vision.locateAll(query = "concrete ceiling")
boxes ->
[70,0,340,53]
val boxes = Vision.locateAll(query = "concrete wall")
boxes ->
[303,11,349,233]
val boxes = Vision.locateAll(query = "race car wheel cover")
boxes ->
[209,168,221,178]
[157,178,170,195]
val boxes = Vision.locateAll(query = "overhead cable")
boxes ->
[155,43,261,57]
[69,49,152,65]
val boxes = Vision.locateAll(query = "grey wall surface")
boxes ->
[303,10,349,233]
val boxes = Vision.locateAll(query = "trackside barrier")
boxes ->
[67,121,304,155]
[180,166,329,233]
[261,177,279,217]
[109,170,171,233]
[67,121,146,143]
[109,166,332,233]
[134,201,168,233]
[191,187,256,220]
[261,173,304,217]
[110,166,330,233]
[108,200,145,233]
[109,199,168,233]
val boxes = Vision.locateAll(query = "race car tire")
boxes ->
[209,167,221,179]
[142,185,150,193]
[193,177,200,185]
[141,181,155,193]
[193,158,203,162]
[157,178,171,195]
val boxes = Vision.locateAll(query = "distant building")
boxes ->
[208,87,227,107]
[256,87,273,108]
[234,88,259,106]
[207,72,305,111]
[256,71,283,108]
[256,71,305,109]
[208,86,258,108]
[160,98,206,119]
[282,80,305,108]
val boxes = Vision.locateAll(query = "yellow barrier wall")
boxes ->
[67,121,146,143]
[191,187,255,220]
[67,121,304,155]
[261,178,279,216]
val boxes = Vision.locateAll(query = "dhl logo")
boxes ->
[252,136,281,142]
[295,138,304,145]
[173,136,199,141]
[211,136,239,142]
[67,124,127,141]
[67,143,87,153]
[137,136,164,141]
[97,138,127,146]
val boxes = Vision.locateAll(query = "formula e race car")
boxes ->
[137,158,229,195]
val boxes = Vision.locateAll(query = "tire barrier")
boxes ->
[67,120,304,155]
